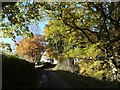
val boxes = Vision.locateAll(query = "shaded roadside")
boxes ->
[35,64,119,88]
[55,70,120,88]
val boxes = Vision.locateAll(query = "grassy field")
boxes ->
[2,54,38,88]
[55,70,119,88]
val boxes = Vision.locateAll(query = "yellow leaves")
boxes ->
[44,20,67,41]
[64,53,70,59]
[58,53,70,60]
[94,70,104,76]
[78,59,113,80]
[62,8,70,14]
[46,48,53,57]
[80,68,86,74]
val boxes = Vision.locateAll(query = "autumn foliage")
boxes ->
[16,35,45,63]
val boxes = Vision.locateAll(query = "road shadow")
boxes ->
[53,70,120,88]
[35,65,120,88]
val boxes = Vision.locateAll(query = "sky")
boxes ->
[0,1,49,51]
[0,20,48,51]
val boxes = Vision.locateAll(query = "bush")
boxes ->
[78,59,113,81]
[2,54,38,88]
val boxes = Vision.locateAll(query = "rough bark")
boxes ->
[55,58,75,72]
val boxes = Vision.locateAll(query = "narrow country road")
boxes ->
[36,68,74,88]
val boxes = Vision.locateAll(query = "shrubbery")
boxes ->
[77,59,113,81]
[2,54,38,88]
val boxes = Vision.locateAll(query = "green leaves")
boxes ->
[2,2,45,41]
[44,19,87,60]
[2,2,120,66]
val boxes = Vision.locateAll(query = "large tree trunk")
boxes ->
[55,58,76,72]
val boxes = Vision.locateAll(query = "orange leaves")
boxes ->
[16,35,45,63]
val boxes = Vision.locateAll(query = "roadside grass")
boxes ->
[55,70,119,88]
[2,54,38,88]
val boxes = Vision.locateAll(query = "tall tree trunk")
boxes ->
[55,58,75,72]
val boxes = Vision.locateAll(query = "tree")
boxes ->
[0,42,12,52]
[1,2,42,45]
[44,19,86,71]
[2,2,119,55]
[40,2,120,57]
[42,2,120,78]
[16,35,44,63]
[2,2,120,79]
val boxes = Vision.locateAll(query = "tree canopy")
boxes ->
[1,1,120,81]
[43,2,120,61]
[2,2,120,54]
